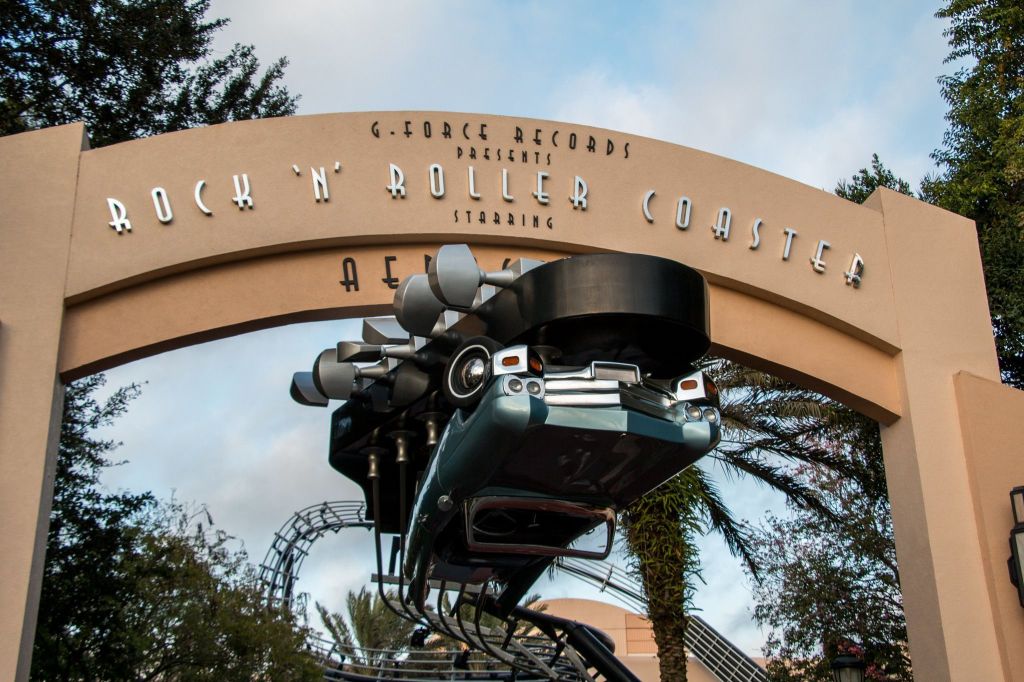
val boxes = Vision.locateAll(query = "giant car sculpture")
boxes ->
[291,245,720,681]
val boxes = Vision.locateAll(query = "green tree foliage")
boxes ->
[0,0,298,147]
[31,375,321,680]
[32,375,154,677]
[121,506,322,680]
[835,154,914,203]
[749,415,910,682]
[925,0,1024,387]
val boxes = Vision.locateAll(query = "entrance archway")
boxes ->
[2,112,1022,681]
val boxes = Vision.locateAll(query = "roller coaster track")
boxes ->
[262,502,766,682]
[259,501,374,612]
[260,502,591,679]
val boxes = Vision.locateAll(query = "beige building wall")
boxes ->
[540,598,724,682]
[1,113,1022,680]
[954,373,1024,680]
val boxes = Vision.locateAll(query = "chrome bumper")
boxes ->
[540,361,716,424]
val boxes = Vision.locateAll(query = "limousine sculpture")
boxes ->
[290,244,719,680]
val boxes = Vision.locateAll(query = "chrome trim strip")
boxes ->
[542,366,596,380]
[543,393,621,406]
[544,378,622,392]
[591,362,641,383]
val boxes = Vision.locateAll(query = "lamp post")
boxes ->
[831,654,865,682]
[1009,486,1024,608]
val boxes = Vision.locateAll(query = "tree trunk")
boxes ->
[622,481,698,682]
[649,599,689,682]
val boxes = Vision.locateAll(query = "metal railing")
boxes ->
[554,558,767,682]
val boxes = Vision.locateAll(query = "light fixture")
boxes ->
[1009,486,1024,608]
[1012,486,1024,526]
[831,654,865,682]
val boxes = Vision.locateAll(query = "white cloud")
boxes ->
[97,320,363,547]
[549,1,949,190]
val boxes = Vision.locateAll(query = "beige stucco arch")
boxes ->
[2,112,1022,680]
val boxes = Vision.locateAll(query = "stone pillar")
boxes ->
[0,124,85,681]
[953,372,1024,679]
[867,188,1008,681]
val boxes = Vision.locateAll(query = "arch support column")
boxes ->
[0,124,83,681]
[868,188,1008,681]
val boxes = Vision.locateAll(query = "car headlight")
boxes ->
[501,376,544,397]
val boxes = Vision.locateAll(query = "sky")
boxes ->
[95,0,956,659]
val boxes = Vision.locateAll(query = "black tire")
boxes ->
[442,336,504,409]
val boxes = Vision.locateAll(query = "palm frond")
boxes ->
[711,453,838,523]
[690,468,758,579]
[316,600,356,658]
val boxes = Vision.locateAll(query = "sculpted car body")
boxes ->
[292,247,719,617]
[404,350,721,611]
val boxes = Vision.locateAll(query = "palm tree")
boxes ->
[622,357,859,681]
[316,587,416,675]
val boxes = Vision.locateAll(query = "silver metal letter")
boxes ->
[106,198,131,234]
[194,180,212,215]
[150,187,173,224]
[429,164,445,198]
[387,163,407,198]
[232,174,253,209]
[533,171,549,205]
[569,176,588,210]
[291,164,301,175]
[501,168,514,202]
[810,240,830,273]
[749,218,762,250]
[312,166,329,202]
[845,253,865,287]
[642,190,656,223]
[782,228,798,260]
[675,196,691,230]
[468,166,481,200]
[712,208,731,241]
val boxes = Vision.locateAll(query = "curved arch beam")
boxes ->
[58,243,901,422]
